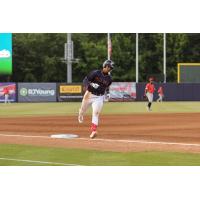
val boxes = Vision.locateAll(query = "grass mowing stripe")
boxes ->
[2,102,200,117]
[0,157,80,166]
[1,144,200,165]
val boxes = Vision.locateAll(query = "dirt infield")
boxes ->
[1,113,200,153]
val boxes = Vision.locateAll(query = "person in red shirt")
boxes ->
[144,77,155,111]
[3,87,10,104]
[157,86,164,102]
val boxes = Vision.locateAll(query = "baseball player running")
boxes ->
[144,77,155,111]
[78,60,114,139]
[157,86,164,102]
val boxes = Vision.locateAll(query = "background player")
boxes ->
[3,87,10,104]
[157,86,164,102]
[78,60,114,139]
[144,77,155,111]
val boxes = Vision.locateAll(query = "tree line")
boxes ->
[7,33,200,82]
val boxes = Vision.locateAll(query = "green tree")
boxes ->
[11,33,200,83]
[111,33,136,81]
[166,33,188,82]
[12,33,67,82]
[139,33,163,82]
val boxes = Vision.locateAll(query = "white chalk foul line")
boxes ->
[1,133,200,148]
[0,133,49,139]
[0,157,80,166]
[77,137,200,147]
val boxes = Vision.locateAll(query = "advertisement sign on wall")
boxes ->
[18,83,57,102]
[58,84,83,102]
[0,83,16,102]
[109,82,136,101]
[0,33,12,75]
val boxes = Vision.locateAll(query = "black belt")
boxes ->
[91,92,104,96]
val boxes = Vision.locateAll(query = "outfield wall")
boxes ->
[136,83,200,101]
[0,82,16,102]
[18,83,57,102]
[1,82,200,102]
[57,83,83,102]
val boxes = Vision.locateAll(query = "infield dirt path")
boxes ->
[1,113,200,153]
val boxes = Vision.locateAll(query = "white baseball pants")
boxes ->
[79,91,104,125]
[157,94,163,102]
[146,92,153,103]
[4,94,9,103]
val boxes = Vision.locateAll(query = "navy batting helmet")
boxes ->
[103,60,114,69]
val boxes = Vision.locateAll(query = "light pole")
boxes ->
[107,33,111,60]
[136,33,139,83]
[64,33,74,83]
[163,33,166,83]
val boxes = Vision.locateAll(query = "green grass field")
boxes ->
[0,101,200,166]
[1,144,200,166]
[1,101,200,117]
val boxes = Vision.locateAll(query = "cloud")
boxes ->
[0,49,11,58]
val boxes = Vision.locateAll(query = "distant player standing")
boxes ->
[3,87,10,104]
[78,60,114,139]
[157,86,164,102]
[144,77,155,111]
